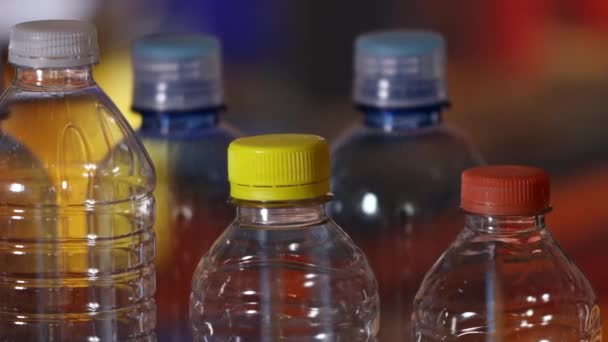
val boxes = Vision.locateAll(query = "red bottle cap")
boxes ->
[461,165,550,216]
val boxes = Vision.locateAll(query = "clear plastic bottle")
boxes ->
[0,20,156,340]
[190,134,380,341]
[329,30,483,340]
[131,33,239,341]
[413,165,602,341]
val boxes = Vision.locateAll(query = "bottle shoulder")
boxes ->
[140,119,236,184]
[190,219,379,331]
[193,220,376,282]
[330,122,482,218]
[416,227,598,305]
[332,121,482,167]
[0,83,154,205]
[190,218,380,339]
[414,227,600,339]
[334,120,474,149]
[140,119,240,140]
[140,124,236,152]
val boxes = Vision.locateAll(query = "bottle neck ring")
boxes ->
[235,198,329,227]
[14,65,95,90]
[464,212,547,234]
[357,102,446,131]
[137,107,224,137]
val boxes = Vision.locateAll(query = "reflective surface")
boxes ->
[85,4,608,338]
[413,214,602,341]
[330,106,482,340]
[138,110,238,341]
[190,201,380,341]
[0,66,156,341]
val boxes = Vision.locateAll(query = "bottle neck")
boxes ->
[465,213,546,234]
[358,103,444,131]
[14,65,95,90]
[236,200,328,228]
[137,107,223,137]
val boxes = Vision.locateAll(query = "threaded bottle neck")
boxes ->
[359,103,443,131]
[236,201,328,227]
[15,65,95,90]
[464,213,546,234]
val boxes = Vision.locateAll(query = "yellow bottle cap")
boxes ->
[228,134,330,201]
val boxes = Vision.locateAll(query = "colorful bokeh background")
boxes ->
[1,0,608,336]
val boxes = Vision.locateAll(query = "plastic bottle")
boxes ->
[0,20,156,340]
[131,33,239,341]
[190,134,380,341]
[329,30,483,340]
[413,165,602,341]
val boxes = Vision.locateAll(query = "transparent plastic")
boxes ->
[0,66,156,341]
[330,105,483,340]
[137,109,239,341]
[190,199,380,341]
[413,213,602,341]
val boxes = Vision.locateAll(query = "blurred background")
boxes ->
[1,0,608,334]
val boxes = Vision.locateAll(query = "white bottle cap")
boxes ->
[353,30,446,108]
[9,20,99,68]
[132,33,223,112]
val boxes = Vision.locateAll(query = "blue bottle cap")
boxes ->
[353,30,447,108]
[133,34,219,60]
[132,33,223,111]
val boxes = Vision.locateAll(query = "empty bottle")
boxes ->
[413,165,602,341]
[190,134,380,341]
[0,20,156,340]
[131,33,239,341]
[329,30,482,340]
